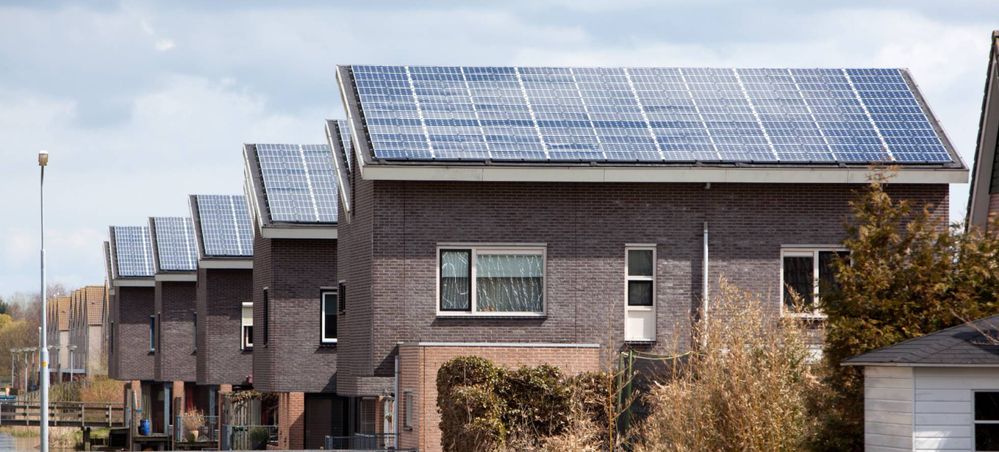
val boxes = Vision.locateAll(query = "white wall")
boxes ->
[912,367,999,452]
[865,366,914,452]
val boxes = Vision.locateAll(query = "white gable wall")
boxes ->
[912,367,999,452]
[865,366,914,452]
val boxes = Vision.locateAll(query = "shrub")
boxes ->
[437,356,506,452]
[497,364,570,438]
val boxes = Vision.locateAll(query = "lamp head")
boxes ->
[38,150,49,167]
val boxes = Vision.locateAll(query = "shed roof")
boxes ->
[844,314,999,367]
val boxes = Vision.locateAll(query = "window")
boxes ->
[261,288,269,346]
[626,248,655,306]
[241,302,253,350]
[438,246,545,316]
[403,391,414,430]
[337,282,346,314]
[781,248,849,316]
[321,291,337,344]
[357,398,376,434]
[109,321,114,354]
[976,392,999,451]
[148,315,156,352]
[193,312,198,352]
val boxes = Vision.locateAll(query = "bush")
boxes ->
[497,364,570,438]
[437,356,506,452]
[632,279,818,452]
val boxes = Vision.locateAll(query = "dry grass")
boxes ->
[632,279,820,452]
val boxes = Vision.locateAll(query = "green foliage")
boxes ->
[248,426,270,450]
[497,364,570,437]
[814,174,999,451]
[437,356,506,452]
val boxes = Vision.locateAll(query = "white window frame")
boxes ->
[974,390,999,451]
[779,246,849,318]
[321,291,338,344]
[625,246,656,310]
[435,244,547,318]
[240,302,253,350]
[403,390,414,431]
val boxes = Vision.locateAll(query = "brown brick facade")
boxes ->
[337,177,949,396]
[276,391,305,450]
[252,236,338,393]
[397,343,601,452]
[195,268,253,385]
[109,286,155,381]
[154,281,197,382]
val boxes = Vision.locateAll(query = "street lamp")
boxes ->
[38,150,50,452]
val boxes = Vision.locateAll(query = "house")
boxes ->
[329,64,967,451]
[148,216,210,424]
[189,194,255,421]
[243,142,346,448]
[106,225,168,434]
[966,31,999,230]
[70,285,108,378]
[844,315,999,452]
[45,295,71,382]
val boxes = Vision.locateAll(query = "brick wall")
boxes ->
[339,181,948,392]
[109,286,155,381]
[397,343,601,452]
[154,281,197,382]
[195,268,253,385]
[276,392,305,450]
[252,235,338,393]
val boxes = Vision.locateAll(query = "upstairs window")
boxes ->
[241,302,253,350]
[321,291,337,344]
[439,246,545,316]
[148,315,156,352]
[337,282,346,314]
[781,248,849,316]
[626,248,655,307]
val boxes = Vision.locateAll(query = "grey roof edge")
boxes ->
[326,119,353,215]
[967,31,999,230]
[843,314,999,366]
[188,195,208,260]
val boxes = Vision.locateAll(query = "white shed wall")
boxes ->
[865,366,914,452]
[913,367,999,452]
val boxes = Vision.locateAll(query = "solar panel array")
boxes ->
[338,120,354,173]
[110,226,154,278]
[193,195,253,257]
[253,144,338,223]
[347,65,952,164]
[151,217,198,272]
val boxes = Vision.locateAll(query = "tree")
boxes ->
[813,174,999,451]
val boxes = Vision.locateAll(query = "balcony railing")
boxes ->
[325,433,405,450]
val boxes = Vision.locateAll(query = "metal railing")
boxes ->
[0,400,124,427]
[325,433,399,450]
[221,424,276,450]
[174,414,219,443]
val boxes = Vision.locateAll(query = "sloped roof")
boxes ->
[83,286,106,326]
[56,296,70,332]
[844,314,999,367]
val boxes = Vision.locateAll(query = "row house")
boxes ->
[68,286,108,379]
[327,64,967,451]
[45,295,70,382]
[243,143,345,449]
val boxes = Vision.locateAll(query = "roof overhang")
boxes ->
[154,273,197,282]
[260,226,337,239]
[358,164,967,185]
[844,361,999,368]
[112,279,155,288]
[198,259,253,269]
[968,31,999,229]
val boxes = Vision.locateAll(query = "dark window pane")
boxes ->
[440,250,471,311]
[977,423,999,451]
[783,256,814,308]
[628,249,654,277]
[977,392,999,420]
[323,293,337,340]
[476,253,544,312]
[628,281,653,306]
[818,251,848,295]
[338,282,346,313]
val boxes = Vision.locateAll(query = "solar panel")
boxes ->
[193,195,253,257]
[346,65,953,164]
[150,217,197,272]
[110,226,154,278]
[338,120,353,174]
[253,144,338,223]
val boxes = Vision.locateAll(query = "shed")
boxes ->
[845,315,999,452]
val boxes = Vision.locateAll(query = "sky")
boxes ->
[0,0,997,295]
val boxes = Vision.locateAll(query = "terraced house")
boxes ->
[243,142,345,449]
[328,65,966,451]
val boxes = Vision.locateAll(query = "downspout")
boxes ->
[702,221,709,348]
[393,354,400,438]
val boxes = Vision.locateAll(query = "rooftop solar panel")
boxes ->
[150,217,198,272]
[193,195,253,257]
[109,226,154,278]
[344,65,954,165]
[253,144,338,223]
[339,121,353,174]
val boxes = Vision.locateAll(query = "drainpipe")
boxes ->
[702,221,709,348]
[393,354,400,438]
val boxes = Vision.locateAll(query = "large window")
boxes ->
[241,302,253,350]
[438,246,545,316]
[781,248,849,316]
[321,291,337,344]
[977,392,999,451]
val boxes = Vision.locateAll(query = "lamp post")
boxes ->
[38,150,49,452]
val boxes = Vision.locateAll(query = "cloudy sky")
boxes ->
[0,0,997,295]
